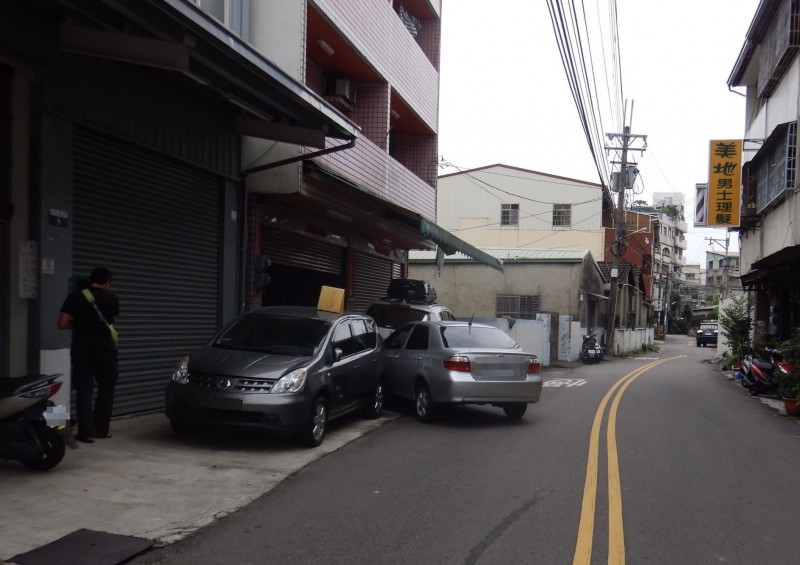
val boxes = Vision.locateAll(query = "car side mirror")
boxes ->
[333,347,343,363]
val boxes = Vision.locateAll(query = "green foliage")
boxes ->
[659,203,681,220]
[718,294,753,361]
[776,328,800,401]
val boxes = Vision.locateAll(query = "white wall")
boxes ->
[437,166,604,256]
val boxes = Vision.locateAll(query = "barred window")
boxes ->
[496,294,540,320]
[501,203,519,226]
[553,204,572,227]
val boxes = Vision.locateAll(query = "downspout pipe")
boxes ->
[237,137,357,313]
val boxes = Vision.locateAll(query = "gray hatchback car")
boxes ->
[382,320,543,422]
[165,306,384,447]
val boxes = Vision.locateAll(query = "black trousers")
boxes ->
[71,345,118,438]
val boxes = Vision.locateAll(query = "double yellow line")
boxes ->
[572,355,685,565]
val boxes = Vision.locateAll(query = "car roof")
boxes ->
[408,320,496,330]
[368,300,450,310]
[249,306,363,321]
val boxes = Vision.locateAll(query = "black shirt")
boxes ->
[60,287,120,349]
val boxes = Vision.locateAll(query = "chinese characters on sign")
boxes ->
[707,140,741,227]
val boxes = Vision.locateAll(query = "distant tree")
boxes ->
[719,294,753,359]
[658,203,681,221]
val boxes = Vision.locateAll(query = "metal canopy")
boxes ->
[419,218,503,272]
[57,0,359,144]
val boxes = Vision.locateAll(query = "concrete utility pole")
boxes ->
[605,120,647,356]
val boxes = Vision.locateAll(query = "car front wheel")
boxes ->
[415,382,437,423]
[300,396,328,447]
[502,403,528,420]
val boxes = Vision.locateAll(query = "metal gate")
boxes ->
[351,252,395,314]
[73,128,221,415]
[263,228,343,274]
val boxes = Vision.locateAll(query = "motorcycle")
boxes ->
[0,373,76,470]
[739,347,794,397]
[580,332,603,364]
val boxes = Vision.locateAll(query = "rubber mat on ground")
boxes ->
[8,529,153,565]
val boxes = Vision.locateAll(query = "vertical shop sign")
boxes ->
[707,140,741,227]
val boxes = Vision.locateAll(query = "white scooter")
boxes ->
[0,374,76,470]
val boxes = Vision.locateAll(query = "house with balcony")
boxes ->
[228,0,498,313]
[705,251,741,304]
[629,193,688,332]
[728,0,800,342]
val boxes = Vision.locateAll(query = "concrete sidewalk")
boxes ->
[0,410,397,561]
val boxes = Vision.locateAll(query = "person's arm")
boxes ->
[57,311,72,330]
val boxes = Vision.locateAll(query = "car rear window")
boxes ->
[700,324,718,331]
[440,326,519,349]
[366,304,428,328]
[214,314,331,355]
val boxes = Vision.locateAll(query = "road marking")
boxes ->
[572,355,686,565]
[544,378,587,388]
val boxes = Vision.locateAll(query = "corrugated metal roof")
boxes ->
[409,248,590,262]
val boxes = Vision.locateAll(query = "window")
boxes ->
[350,319,376,352]
[501,203,519,226]
[405,325,430,350]
[332,323,355,357]
[190,0,248,39]
[384,325,413,350]
[553,204,572,227]
[496,295,540,320]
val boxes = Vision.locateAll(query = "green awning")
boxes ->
[420,218,503,272]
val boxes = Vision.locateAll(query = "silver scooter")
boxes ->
[0,374,76,470]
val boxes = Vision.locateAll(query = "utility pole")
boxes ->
[604,118,647,356]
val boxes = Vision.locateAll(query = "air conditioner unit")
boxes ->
[325,78,356,104]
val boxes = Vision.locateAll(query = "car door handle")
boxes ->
[415,355,423,361]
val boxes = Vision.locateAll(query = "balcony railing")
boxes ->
[675,236,687,250]
[313,136,436,221]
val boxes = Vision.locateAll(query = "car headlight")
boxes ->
[271,368,308,394]
[171,356,190,384]
[696,330,703,334]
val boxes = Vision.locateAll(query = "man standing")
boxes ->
[58,267,120,443]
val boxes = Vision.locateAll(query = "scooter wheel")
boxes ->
[22,421,66,471]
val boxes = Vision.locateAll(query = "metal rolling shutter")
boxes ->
[264,228,343,274]
[73,128,221,415]
[351,252,395,314]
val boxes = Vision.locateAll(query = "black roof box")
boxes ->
[385,279,437,304]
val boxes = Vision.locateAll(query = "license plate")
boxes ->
[209,397,242,410]
[587,350,596,356]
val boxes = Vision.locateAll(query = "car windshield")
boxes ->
[366,304,428,328]
[440,326,519,349]
[213,314,331,356]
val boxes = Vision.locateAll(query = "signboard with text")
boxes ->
[707,140,741,227]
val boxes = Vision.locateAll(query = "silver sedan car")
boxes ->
[382,321,542,422]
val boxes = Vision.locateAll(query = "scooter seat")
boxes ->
[752,358,774,371]
[0,374,59,396]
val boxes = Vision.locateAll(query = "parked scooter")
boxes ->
[0,373,76,470]
[580,332,603,364]
[739,347,794,397]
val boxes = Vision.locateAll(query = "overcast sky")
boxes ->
[437,1,761,265]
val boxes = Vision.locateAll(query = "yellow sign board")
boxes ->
[317,285,346,313]
[707,140,741,227]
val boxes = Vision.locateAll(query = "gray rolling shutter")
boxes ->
[264,228,343,274]
[73,128,221,415]
[351,252,395,314]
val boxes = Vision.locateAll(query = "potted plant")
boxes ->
[775,329,800,417]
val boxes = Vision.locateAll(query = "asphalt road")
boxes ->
[131,336,800,565]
